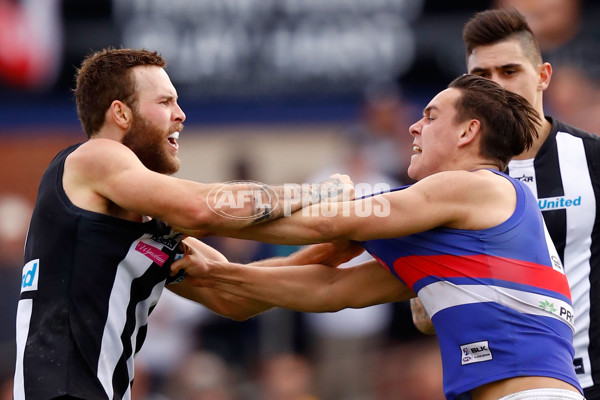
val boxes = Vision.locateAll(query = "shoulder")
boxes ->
[415,170,498,194]
[552,117,600,144]
[67,138,140,171]
[406,170,509,208]
[412,170,515,230]
[550,118,600,174]
[64,138,146,191]
[73,138,135,159]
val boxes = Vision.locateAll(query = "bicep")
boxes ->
[337,181,462,241]
[101,161,205,222]
[325,260,414,309]
[67,140,210,226]
[223,186,454,244]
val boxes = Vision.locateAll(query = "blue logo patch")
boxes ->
[21,259,39,292]
[539,196,581,211]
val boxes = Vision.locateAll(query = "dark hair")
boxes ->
[463,8,542,67]
[74,48,166,138]
[448,74,539,170]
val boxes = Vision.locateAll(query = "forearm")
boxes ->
[249,241,364,268]
[206,203,349,245]
[168,283,274,321]
[173,255,412,313]
[201,176,351,233]
[195,261,345,313]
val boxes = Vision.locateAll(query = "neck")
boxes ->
[93,124,126,142]
[512,116,551,161]
[473,163,500,172]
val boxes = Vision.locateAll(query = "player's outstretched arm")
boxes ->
[207,171,477,245]
[171,252,414,313]
[168,238,364,320]
[167,237,272,321]
[65,138,353,234]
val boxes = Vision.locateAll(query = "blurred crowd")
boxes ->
[1,0,600,399]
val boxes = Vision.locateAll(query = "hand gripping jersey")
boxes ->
[360,170,582,400]
[14,144,185,400]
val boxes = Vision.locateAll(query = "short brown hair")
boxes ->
[74,48,166,138]
[463,8,542,67]
[448,74,539,171]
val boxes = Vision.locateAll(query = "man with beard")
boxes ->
[13,48,354,400]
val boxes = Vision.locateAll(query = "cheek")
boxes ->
[142,106,169,124]
[505,80,536,102]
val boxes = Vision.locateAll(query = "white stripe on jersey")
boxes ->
[97,234,166,400]
[14,299,33,400]
[418,281,575,331]
[544,222,566,274]
[556,131,595,388]
[126,282,164,384]
[507,158,537,198]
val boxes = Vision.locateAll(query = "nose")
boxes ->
[409,119,422,137]
[487,73,503,86]
[174,103,186,123]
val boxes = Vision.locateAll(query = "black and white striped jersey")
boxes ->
[508,117,600,398]
[14,144,185,400]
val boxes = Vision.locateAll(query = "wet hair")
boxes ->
[74,48,166,138]
[463,8,543,67]
[448,74,539,171]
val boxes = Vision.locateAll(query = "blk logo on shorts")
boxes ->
[460,340,493,365]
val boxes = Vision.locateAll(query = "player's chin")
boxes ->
[407,163,419,181]
[161,157,181,175]
[169,158,181,174]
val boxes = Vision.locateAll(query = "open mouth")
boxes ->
[413,145,422,153]
[168,131,180,150]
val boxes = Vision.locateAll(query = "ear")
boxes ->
[457,119,480,148]
[537,62,552,92]
[108,100,133,130]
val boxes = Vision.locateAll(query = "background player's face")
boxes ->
[122,66,186,174]
[466,39,542,110]
[407,88,467,180]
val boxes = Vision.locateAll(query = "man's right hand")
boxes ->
[317,173,355,203]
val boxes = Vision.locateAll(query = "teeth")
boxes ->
[413,145,421,152]
[168,131,180,140]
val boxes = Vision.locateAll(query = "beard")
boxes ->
[122,110,180,175]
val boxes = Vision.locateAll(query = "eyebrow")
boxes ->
[159,94,177,102]
[469,63,522,74]
[423,105,438,116]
